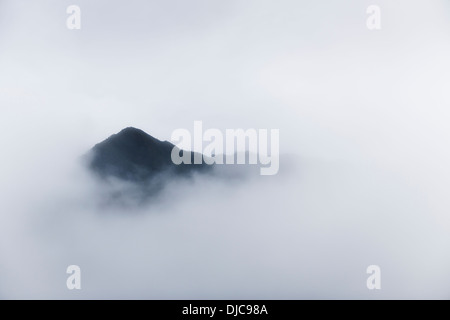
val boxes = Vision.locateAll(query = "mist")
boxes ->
[1,0,450,299]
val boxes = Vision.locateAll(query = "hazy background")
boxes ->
[1,0,450,299]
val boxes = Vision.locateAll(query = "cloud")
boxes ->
[0,0,449,299]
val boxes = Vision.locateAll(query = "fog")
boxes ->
[1,0,450,299]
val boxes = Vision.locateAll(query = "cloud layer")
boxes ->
[0,0,450,299]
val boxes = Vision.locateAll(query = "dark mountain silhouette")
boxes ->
[88,127,210,183]
[84,127,266,206]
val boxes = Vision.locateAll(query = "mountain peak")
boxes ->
[119,126,147,135]
[110,127,162,145]
[87,127,209,183]
[118,127,151,137]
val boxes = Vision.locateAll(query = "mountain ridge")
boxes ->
[88,127,210,183]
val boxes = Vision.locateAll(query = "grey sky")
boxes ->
[0,0,450,299]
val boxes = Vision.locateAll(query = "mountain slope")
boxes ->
[88,127,210,182]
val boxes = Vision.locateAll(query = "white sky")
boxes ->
[1,0,450,298]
